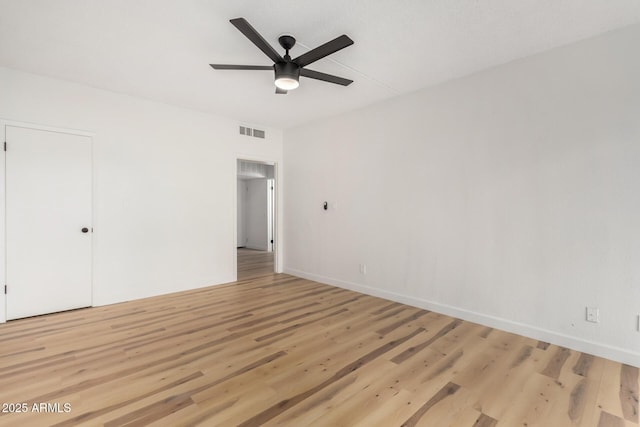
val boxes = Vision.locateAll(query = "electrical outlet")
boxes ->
[586,307,599,323]
[359,264,367,275]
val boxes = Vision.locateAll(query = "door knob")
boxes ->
[81,227,89,233]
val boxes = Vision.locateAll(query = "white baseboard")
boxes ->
[284,267,640,368]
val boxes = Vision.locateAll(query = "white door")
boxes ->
[5,125,92,320]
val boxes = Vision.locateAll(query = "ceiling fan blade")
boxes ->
[300,68,353,86]
[210,64,273,70]
[230,18,283,64]
[293,35,354,67]
[275,87,288,94]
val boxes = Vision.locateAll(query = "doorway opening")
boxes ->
[236,159,276,280]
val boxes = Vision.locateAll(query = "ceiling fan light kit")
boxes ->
[274,61,300,90]
[210,18,354,94]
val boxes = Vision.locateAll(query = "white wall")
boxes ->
[0,66,283,322]
[245,179,269,251]
[283,24,640,366]
[237,178,248,247]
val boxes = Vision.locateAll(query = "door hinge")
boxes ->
[3,141,6,151]
[4,285,6,294]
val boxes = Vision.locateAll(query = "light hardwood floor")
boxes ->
[237,248,274,281]
[0,253,637,426]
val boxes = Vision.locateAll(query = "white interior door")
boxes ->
[5,125,92,320]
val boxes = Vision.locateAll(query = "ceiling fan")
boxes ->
[210,18,354,94]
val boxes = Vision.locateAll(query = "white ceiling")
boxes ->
[1,1,639,129]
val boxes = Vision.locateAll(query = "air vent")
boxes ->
[239,125,265,139]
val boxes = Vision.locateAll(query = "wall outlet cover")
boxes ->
[586,307,599,323]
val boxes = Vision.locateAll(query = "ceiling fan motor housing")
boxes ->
[274,61,300,81]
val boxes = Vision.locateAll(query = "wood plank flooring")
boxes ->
[0,253,637,426]
[237,248,274,281]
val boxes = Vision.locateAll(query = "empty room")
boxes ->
[0,1,639,426]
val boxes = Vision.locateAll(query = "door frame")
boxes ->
[234,156,282,277]
[0,119,95,323]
